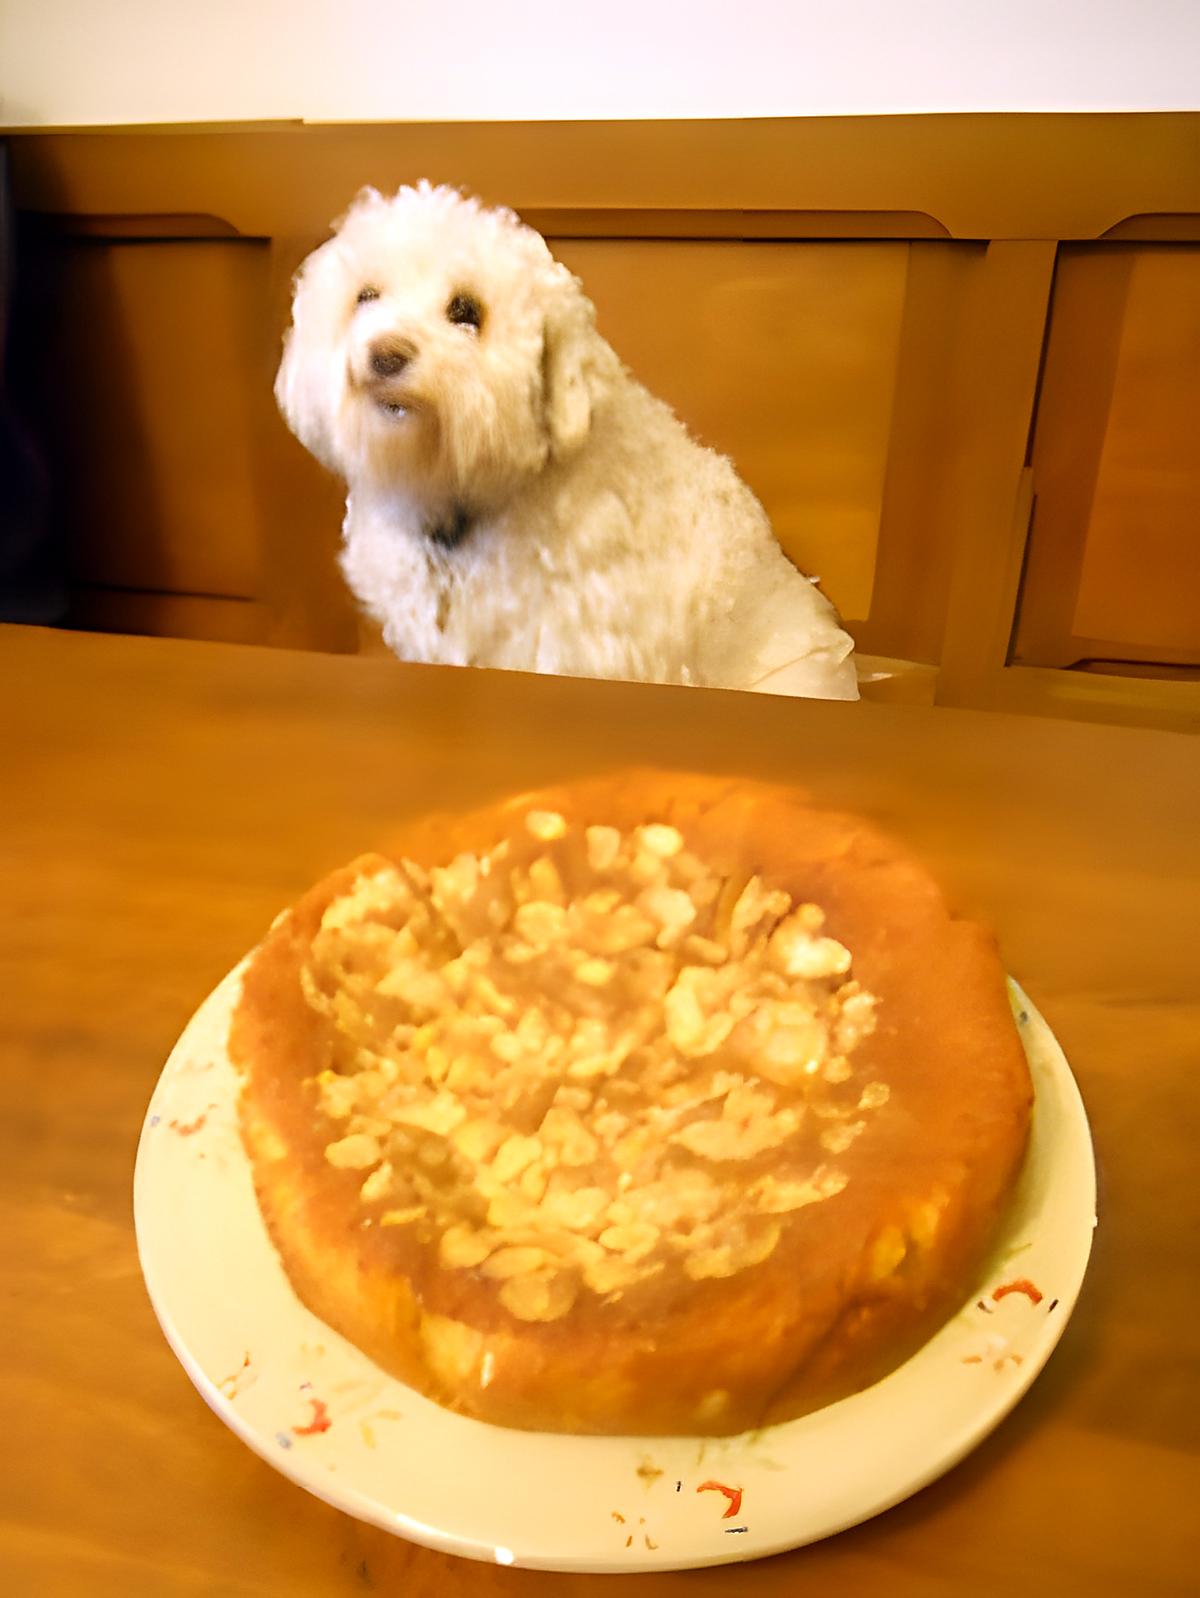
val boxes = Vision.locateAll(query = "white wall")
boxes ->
[2,0,1198,127]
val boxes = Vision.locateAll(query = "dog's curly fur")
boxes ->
[277,183,858,699]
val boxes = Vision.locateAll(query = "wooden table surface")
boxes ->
[3,624,1198,1597]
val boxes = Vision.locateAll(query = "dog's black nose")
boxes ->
[370,339,415,378]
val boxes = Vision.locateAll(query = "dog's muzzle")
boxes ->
[369,336,417,378]
[363,336,420,418]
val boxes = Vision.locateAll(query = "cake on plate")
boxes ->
[231,773,1032,1435]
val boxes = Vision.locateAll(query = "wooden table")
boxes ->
[3,624,1197,1597]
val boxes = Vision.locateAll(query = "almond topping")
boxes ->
[325,1132,382,1170]
[439,1226,495,1268]
[304,811,885,1304]
[480,1245,556,1280]
[585,825,622,871]
[513,901,566,945]
[380,1204,427,1226]
[636,823,684,858]
[499,1269,578,1321]
[525,810,567,841]
[491,1133,543,1184]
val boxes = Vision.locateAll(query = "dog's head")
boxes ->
[276,182,607,507]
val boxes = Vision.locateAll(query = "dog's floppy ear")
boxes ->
[274,233,351,475]
[541,267,603,458]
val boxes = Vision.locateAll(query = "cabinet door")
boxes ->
[14,229,350,647]
[1013,244,1200,677]
[25,238,268,599]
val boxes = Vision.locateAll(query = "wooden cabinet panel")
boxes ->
[551,239,909,622]
[20,235,274,602]
[1014,244,1200,673]
[1074,248,1200,655]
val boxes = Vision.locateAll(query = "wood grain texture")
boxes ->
[17,236,272,598]
[2,624,1197,1596]
[9,116,1200,243]
[1048,247,1200,665]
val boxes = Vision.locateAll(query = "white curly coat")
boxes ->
[276,184,858,699]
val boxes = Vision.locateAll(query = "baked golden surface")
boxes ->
[231,773,1032,1435]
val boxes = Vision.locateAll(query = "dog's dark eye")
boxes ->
[447,293,483,331]
[356,286,380,306]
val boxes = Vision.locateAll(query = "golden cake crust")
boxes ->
[231,772,1032,1435]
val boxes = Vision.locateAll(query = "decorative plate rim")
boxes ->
[134,967,1096,1573]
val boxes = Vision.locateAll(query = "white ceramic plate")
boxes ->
[134,968,1095,1573]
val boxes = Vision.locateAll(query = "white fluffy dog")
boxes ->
[276,183,858,699]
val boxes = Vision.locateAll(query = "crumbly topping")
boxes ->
[301,812,886,1320]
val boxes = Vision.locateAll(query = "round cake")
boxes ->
[230,772,1032,1436]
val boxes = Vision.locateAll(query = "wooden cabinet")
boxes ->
[7,116,1199,728]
